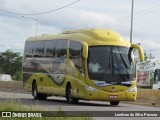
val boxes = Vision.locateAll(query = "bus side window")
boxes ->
[69,41,83,72]
[25,41,35,58]
[44,40,56,57]
[55,40,67,58]
[33,41,45,57]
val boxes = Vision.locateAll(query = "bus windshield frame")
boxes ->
[88,46,136,84]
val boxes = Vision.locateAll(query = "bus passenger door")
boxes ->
[69,41,85,98]
[78,69,85,98]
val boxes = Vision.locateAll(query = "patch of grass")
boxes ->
[0,100,32,111]
[0,101,93,120]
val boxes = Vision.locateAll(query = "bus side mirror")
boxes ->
[131,44,144,62]
[82,42,88,59]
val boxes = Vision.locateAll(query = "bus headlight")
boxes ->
[128,86,137,92]
[86,85,99,92]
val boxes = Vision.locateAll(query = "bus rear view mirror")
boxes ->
[131,44,144,62]
[82,42,88,59]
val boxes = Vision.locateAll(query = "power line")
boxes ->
[114,5,160,27]
[89,5,160,28]
[0,0,80,15]
[145,49,160,52]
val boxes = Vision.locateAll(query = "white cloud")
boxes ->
[38,9,116,30]
[0,8,116,52]
[0,0,160,61]
[140,39,160,50]
[0,0,82,15]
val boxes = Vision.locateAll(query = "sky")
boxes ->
[0,0,160,60]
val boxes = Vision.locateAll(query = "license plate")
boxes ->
[109,95,118,99]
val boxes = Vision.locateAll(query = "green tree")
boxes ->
[138,52,156,71]
[0,50,22,80]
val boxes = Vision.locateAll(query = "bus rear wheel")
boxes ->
[110,101,119,106]
[32,82,47,100]
[66,84,79,104]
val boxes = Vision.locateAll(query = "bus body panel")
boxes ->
[23,29,144,104]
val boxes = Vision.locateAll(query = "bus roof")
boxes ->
[26,29,131,47]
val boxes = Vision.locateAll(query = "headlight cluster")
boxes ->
[128,86,137,92]
[86,85,99,92]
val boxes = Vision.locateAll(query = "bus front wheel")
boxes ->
[110,101,119,106]
[66,84,79,104]
[32,82,47,100]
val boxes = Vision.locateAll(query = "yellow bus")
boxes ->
[23,29,144,105]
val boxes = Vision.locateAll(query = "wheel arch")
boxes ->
[32,79,37,95]
[66,81,71,96]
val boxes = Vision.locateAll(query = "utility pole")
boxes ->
[130,0,134,43]
[22,16,38,37]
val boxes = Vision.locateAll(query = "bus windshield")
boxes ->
[88,46,135,84]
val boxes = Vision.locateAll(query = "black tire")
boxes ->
[110,101,119,106]
[32,82,47,100]
[66,84,79,104]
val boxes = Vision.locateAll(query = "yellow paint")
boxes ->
[23,29,144,102]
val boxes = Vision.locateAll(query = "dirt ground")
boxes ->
[0,81,28,93]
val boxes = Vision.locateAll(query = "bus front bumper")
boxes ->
[84,89,137,101]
